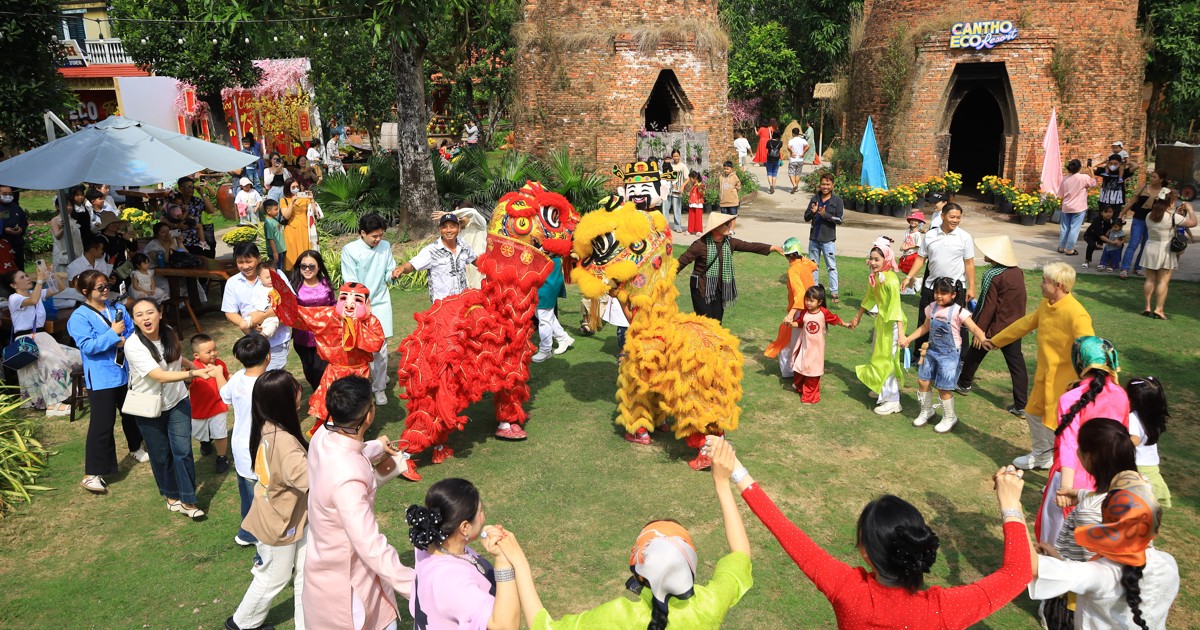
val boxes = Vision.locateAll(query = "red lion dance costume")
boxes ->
[395,182,578,480]
[268,273,386,431]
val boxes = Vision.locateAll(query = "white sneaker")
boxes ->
[532,350,552,363]
[873,401,902,415]
[934,417,958,433]
[553,336,575,355]
[80,475,108,494]
[131,447,150,463]
[1012,452,1053,470]
[374,391,387,405]
[1080,262,1089,269]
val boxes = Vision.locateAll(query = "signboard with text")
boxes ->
[949,21,1019,50]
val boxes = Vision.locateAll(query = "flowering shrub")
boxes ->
[1039,193,1062,214]
[120,207,156,238]
[892,185,918,206]
[222,225,260,245]
[1013,193,1041,216]
[943,171,963,193]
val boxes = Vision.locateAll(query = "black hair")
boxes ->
[930,276,958,295]
[405,478,482,550]
[1055,371,1110,436]
[942,202,964,216]
[249,370,308,470]
[232,333,271,368]
[68,184,87,200]
[82,234,107,253]
[1121,564,1149,630]
[129,298,182,364]
[689,170,701,181]
[1067,159,1082,174]
[792,127,801,135]
[857,495,939,593]
[358,212,388,235]
[804,284,827,309]
[722,160,733,168]
[0,269,19,292]
[233,241,261,260]
[189,332,213,351]
[1077,418,1137,493]
[131,252,150,269]
[771,129,781,139]
[74,269,107,295]
[289,249,332,290]
[85,189,104,203]
[1126,376,1168,446]
[152,222,170,238]
[819,170,835,183]
[177,176,195,188]
[262,198,279,212]
[325,375,374,428]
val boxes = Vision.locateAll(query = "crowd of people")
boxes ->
[0,135,1186,629]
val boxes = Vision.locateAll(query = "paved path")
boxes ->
[674,162,1200,282]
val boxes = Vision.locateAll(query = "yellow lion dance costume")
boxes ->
[573,197,744,470]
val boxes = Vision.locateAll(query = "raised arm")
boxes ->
[710,438,751,557]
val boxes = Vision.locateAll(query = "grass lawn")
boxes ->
[0,253,1197,629]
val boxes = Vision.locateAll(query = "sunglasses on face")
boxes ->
[299,264,317,271]
[91,284,113,292]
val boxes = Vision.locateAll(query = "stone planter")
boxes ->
[1019,213,1036,226]
[1035,211,1052,225]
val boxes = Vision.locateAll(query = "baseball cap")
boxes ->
[438,213,461,226]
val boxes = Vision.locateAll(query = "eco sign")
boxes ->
[949,21,1019,50]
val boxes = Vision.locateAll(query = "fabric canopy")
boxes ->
[0,116,254,189]
[859,116,888,190]
[1040,108,1063,196]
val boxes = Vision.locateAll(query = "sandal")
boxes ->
[1141,310,1152,317]
[1152,312,1167,320]
[1064,250,1078,256]
[831,294,840,304]
[1118,270,1128,279]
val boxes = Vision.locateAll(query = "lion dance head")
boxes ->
[571,196,673,304]
[478,181,580,287]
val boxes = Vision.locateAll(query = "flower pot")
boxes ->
[1035,212,1051,225]
[1019,214,1036,226]
[891,205,907,218]
[914,198,927,210]
[867,202,879,214]
[998,198,1013,214]
[982,192,994,204]
[847,199,858,211]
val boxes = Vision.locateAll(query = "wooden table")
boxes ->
[156,257,237,333]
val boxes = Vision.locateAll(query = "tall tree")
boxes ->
[304,27,397,149]
[0,0,76,149]
[109,0,263,144]
[1140,0,1200,148]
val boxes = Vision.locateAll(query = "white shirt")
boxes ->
[601,295,629,327]
[1029,548,1178,629]
[787,137,809,163]
[221,270,292,348]
[235,189,262,214]
[929,210,943,231]
[66,255,113,283]
[464,124,479,143]
[918,226,975,283]
[733,137,752,156]
[7,289,46,332]
[408,238,477,302]
[669,162,690,197]
[124,333,189,411]
[220,369,259,479]
[325,137,342,166]
[1128,411,1160,466]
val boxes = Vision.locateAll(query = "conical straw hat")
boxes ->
[974,235,1019,268]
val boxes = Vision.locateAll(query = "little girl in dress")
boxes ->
[129,253,168,303]
[788,285,849,403]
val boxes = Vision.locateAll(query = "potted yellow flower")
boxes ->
[1014,193,1040,225]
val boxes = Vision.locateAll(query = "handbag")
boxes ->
[121,389,163,418]
[1170,213,1188,253]
[2,336,39,370]
[169,251,205,269]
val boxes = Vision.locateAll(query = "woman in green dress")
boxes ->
[849,238,907,416]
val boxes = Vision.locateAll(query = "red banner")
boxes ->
[184,89,197,115]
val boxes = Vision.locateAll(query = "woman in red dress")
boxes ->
[753,120,772,165]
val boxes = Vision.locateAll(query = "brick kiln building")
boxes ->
[850,0,1145,192]
[512,0,732,171]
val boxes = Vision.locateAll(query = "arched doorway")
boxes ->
[938,62,1018,192]
[947,88,1004,191]
[643,70,692,132]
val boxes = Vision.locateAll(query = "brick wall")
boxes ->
[852,0,1145,191]
[514,0,732,181]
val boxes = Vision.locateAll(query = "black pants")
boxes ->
[1084,235,1102,264]
[912,278,967,351]
[295,343,329,391]
[85,385,142,476]
[957,341,1029,409]
[690,276,725,323]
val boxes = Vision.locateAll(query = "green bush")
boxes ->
[24,224,53,256]
[0,395,51,517]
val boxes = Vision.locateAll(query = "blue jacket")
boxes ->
[67,303,133,390]
[537,258,566,311]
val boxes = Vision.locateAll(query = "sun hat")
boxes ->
[782,236,804,256]
[700,212,737,238]
[627,521,698,605]
[973,235,1019,268]
[907,210,926,223]
[239,177,253,187]
[1111,140,1124,147]
[97,213,127,231]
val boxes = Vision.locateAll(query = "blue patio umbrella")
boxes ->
[859,116,888,190]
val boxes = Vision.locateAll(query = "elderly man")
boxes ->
[900,202,975,349]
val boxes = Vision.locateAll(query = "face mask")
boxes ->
[0,195,11,203]
[1108,165,1118,172]
[291,188,300,194]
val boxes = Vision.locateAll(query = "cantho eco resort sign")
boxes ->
[949,20,1020,50]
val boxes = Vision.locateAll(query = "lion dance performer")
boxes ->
[268,271,388,429]
[395,182,579,480]
[573,195,744,470]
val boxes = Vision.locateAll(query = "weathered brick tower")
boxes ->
[513,0,732,173]
[849,0,1145,191]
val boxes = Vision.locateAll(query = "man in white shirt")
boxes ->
[786,129,810,194]
[900,203,976,349]
[66,236,113,283]
[221,242,292,370]
[733,131,752,168]
[395,214,477,302]
[325,135,345,175]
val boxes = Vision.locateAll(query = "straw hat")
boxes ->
[700,212,737,238]
[974,235,1019,268]
[98,212,128,231]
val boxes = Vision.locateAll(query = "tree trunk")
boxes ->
[200,91,232,146]
[1144,80,1162,160]
[390,39,438,240]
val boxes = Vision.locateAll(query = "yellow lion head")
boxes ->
[571,197,673,300]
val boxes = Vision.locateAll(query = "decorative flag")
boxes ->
[1040,108,1062,196]
[859,116,888,190]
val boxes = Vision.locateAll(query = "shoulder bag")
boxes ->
[2,332,39,370]
[120,336,164,418]
[1170,212,1189,253]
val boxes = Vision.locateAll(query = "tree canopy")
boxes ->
[0,0,76,149]
[1141,0,1200,143]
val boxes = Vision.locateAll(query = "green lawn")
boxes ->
[0,254,1197,629]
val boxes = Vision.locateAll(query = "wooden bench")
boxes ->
[0,306,76,342]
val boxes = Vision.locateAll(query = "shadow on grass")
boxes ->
[924,491,1041,626]
[951,417,1025,470]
